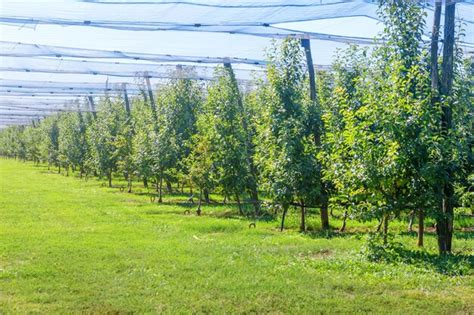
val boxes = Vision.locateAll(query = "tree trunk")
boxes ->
[417,209,424,247]
[320,197,330,230]
[280,204,289,232]
[108,171,112,187]
[436,0,456,255]
[250,185,260,216]
[340,211,348,232]
[128,175,132,193]
[143,177,148,188]
[204,188,210,204]
[197,190,203,216]
[236,194,243,216]
[166,180,172,193]
[382,214,389,245]
[300,202,306,232]
[376,217,383,233]
[408,210,415,232]
[158,173,163,203]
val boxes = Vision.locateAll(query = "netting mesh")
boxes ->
[1,1,472,43]
[0,55,265,81]
[0,41,267,65]
[1,0,473,126]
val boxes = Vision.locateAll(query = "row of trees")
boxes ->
[0,1,472,254]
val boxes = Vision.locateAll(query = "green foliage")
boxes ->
[132,74,203,196]
[186,107,217,196]
[0,1,471,257]
[57,110,88,174]
[256,38,321,208]
[202,66,250,200]
[87,97,128,184]
[131,98,156,183]
[40,116,60,167]
[22,125,41,163]
[158,74,202,171]
[319,0,472,229]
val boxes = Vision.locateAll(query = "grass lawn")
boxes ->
[0,158,473,313]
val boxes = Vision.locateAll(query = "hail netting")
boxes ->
[0,0,472,45]
[1,0,473,126]
[0,42,267,65]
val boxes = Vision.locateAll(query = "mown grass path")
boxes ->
[1,159,473,313]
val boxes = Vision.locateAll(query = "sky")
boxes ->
[0,0,473,126]
[1,1,472,82]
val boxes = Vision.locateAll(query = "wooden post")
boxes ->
[300,37,329,230]
[430,0,442,94]
[223,61,260,215]
[121,83,131,115]
[87,96,97,119]
[121,83,134,193]
[440,1,456,99]
[105,77,110,97]
[437,0,456,254]
[141,89,148,104]
[424,0,441,250]
[144,71,158,121]
[300,38,317,102]
[417,209,424,247]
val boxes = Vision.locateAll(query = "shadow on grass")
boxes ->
[364,235,473,276]
[135,196,278,222]
[388,246,473,275]
[399,230,474,240]
[139,200,276,223]
[455,231,474,240]
[39,170,60,175]
[144,209,192,216]
[305,229,367,240]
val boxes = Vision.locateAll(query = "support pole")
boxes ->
[105,77,110,97]
[87,96,97,119]
[144,71,158,121]
[300,38,317,102]
[437,0,456,254]
[122,83,131,115]
[300,37,329,230]
[430,0,442,94]
[141,89,148,104]
[121,83,134,193]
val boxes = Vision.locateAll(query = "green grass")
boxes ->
[0,158,473,314]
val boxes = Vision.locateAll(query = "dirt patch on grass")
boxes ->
[297,249,333,260]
